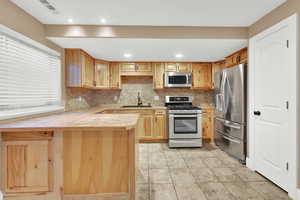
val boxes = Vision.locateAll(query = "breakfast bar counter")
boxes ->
[0,108,142,200]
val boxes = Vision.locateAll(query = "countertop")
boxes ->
[0,107,143,131]
[0,105,213,132]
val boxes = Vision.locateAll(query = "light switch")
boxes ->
[154,96,160,101]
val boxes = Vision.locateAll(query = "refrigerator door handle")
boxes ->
[222,134,241,144]
[224,121,241,130]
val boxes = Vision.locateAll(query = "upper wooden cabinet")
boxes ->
[192,63,212,90]
[120,62,152,76]
[153,63,165,89]
[212,60,226,88]
[94,60,110,88]
[66,49,95,88]
[165,63,192,72]
[110,62,121,89]
[2,133,53,194]
[225,48,248,68]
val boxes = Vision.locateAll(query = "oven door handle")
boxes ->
[172,115,198,118]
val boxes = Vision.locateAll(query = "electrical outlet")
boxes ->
[154,96,159,101]
[114,96,118,101]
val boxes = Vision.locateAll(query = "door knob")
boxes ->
[254,111,261,116]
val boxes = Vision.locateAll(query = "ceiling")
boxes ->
[11,0,285,26]
[48,38,248,62]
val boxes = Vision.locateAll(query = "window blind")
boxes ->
[0,32,62,115]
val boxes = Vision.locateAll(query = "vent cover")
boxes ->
[39,0,59,14]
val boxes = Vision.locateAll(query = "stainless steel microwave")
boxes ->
[164,72,192,88]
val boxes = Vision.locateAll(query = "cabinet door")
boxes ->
[135,63,152,72]
[139,115,153,139]
[82,53,95,87]
[66,49,82,87]
[3,140,51,193]
[192,63,212,89]
[153,112,167,139]
[95,61,109,88]
[120,63,136,72]
[177,63,192,72]
[110,63,121,89]
[165,63,178,72]
[202,113,209,139]
[212,61,225,88]
[240,49,248,63]
[153,63,165,89]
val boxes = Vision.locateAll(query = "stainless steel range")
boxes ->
[165,96,202,148]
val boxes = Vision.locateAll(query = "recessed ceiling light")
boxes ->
[100,18,107,24]
[68,18,73,23]
[124,53,132,58]
[175,53,183,58]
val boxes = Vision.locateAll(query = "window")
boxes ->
[0,30,63,120]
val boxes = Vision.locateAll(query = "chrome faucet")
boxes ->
[137,92,143,106]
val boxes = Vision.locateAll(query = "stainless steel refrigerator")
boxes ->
[214,64,247,163]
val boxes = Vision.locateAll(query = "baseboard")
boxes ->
[246,157,255,170]
[296,189,300,200]
[139,138,168,143]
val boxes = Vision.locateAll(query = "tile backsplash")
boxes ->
[66,76,214,111]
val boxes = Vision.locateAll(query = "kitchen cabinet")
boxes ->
[240,48,248,63]
[140,114,154,139]
[153,63,165,89]
[165,63,192,72]
[94,60,110,88]
[110,62,121,89]
[178,63,192,72]
[212,60,226,88]
[202,106,214,142]
[120,63,136,72]
[66,49,95,88]
[225,48,248,68]
[153,109,167,139]
[1,132,53,194]
[120,62,152,76]
[192,63,212,90]
[100,108,167,142]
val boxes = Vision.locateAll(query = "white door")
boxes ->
[252,21,294,191]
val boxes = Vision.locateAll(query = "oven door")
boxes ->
[165,72,192,88]
[169,114,201,139]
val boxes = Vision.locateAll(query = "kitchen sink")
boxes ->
[122,105,152,108]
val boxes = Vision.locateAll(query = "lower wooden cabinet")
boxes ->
[140,114,154,139]
[2,133,53,194]
[202,106,214,142]
[100,108,167,142]
[153,110,167,139]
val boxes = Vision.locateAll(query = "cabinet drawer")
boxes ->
[2,132,53,140]
[155,110,166,115]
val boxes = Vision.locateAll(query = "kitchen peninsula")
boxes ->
[0,108,141,200]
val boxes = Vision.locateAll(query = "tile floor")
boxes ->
[137,143,291,200]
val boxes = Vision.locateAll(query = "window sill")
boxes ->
[0,105,65,121]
